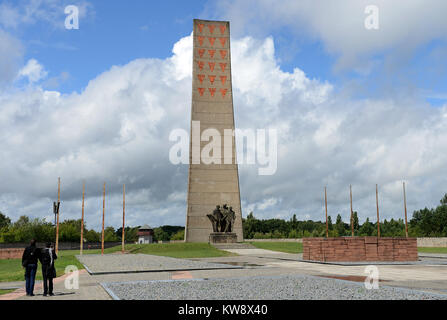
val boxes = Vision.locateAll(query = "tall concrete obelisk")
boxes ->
[185,19,243,242]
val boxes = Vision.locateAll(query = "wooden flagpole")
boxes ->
[101,182,105,255]
[55,177,60,254]
[403,182,409,238]
[350,185,354,236]
[376,184,380,237]
[122,184,125,254]
[80,182,85,255]
[325,187,328,238]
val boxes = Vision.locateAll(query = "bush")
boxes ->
[171,229,185,240]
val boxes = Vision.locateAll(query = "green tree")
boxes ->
[171,229,185,240]
[104,226,118,242]
[84,229,100,242]
[352,211,359,234]
[440,193,447,205]
[0,212,11,229]
[153,228,170,242]
[359,217,374,236]
[335,214,345,236]
[327,216,333,230]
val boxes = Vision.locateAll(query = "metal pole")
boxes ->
[403,182,409,238]
[80,182,85,255]
[325,187,328,238]
[101,182,105,255]
[350,185,354,237]
[56,177,60,254]
[376,184,380,238]
[122,184,125,254]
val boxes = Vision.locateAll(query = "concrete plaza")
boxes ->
[2,249,447,300]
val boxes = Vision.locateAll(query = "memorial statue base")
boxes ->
[209,233,237,244]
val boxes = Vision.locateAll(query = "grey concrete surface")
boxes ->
[101,274,447,300]
[77,254,242,275]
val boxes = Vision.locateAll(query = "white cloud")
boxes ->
[212,0,447,71]
[17,59,48,83]
[1,33,447,231]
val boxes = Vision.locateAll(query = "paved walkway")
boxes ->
[2,249,447,299]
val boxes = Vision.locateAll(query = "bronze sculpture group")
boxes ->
[207,204,236,233]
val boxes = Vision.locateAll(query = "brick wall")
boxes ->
[0,248,23,259]
[302,237,418,262]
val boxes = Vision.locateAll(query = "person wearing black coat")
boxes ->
[39,242,57,296]
[22,239,40,296]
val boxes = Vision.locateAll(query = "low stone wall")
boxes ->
[417,237,447,247]
[0,248,23,260]
[302,237,418,262]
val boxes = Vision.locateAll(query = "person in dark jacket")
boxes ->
[39,242,57,296]
[22,239,40,296]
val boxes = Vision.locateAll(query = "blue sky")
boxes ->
[1,0,447,230]
[7,0,445,105]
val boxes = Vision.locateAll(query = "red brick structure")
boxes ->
[0,248,23,260]
[302,237,418,262]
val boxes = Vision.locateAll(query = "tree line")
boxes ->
[0,213,184,243]
[1,193,446,242]
[243,194,447,239]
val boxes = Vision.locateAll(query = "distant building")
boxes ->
[137,224,154,244]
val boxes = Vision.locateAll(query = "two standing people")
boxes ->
[21,240,57,297]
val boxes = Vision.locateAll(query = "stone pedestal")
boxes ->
[209,232,237,244]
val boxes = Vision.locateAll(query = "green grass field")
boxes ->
[0,243,233,282]
[0,247,117,283]
[247,241,303,254]
[124,243,236,258]
[0,289,16,295]
[418,247,447,254]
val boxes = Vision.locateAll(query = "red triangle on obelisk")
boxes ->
[220,89,228,97]
[208,50,216,58]
[220,76,227,85]
[208,37,216,46]
[198,88,205,96]
[220,50,227,59]
[198,49,205,58]
[219,25,226,35]
[208,25,215,34]
[219,63,226,72]
[197,36,204,46]
[219,38,226,47]
[197,24,204,33]
[197,61,204,70]
[209,88,216,97]
[208,75,216,84]
[208,62,215,72]
[198,74,205,84]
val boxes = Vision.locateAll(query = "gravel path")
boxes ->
[76,254,241,274]
[101,274,447,300]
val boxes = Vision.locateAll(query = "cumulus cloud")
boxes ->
[17,59,48,83]
[211,0,447,72]
[1,33,446,230]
